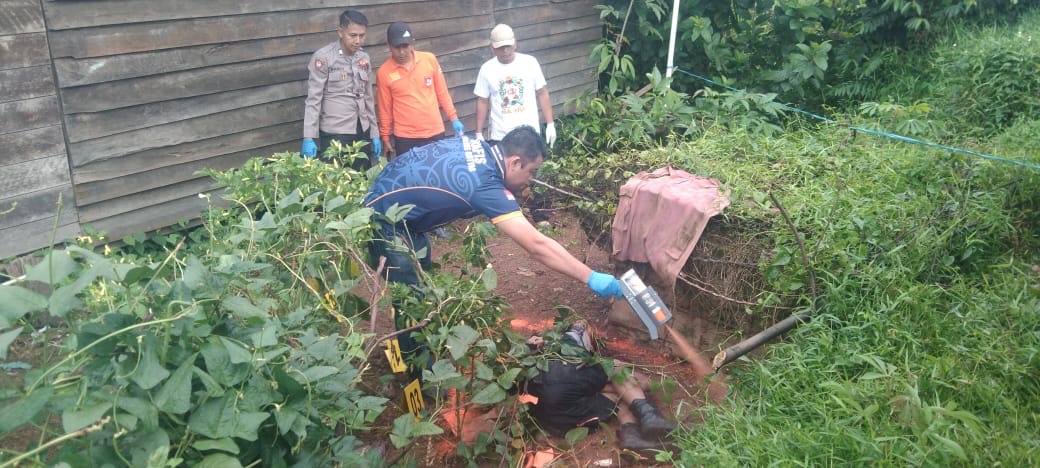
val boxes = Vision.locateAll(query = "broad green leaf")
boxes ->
[0,327,21,360]
[564,426,589,446]
[277,189,303,210]
[62,401,111,433]
[219,337,252,364]
[188,395,269,441]
[275,407,300,435]
[481,266,498,290]
[324,195,346,213]
[130,334,171,390]
[389,413,443,449]
[0,386,52,432]
[116,396,159,429]
[127,429,170,468]
[497,368,522,390]
[189,396,238,439]
[181,256,207,289]
[24,250,79,284]
[231,411,269,441]
[193,438,240,454]
[474,360,494,381]
[221,296,267,319]
[301,365,340,382]
[196,453,244,468]
[250,322,280,347]
[154,354,195,414]
[254,212,277,230]
[0,285,47,327]
[121,265,154,284]
[425,359,462,384]
[48,267,98,318]
[273,366,306,400]
[445,324,480,361]
[470,382,506,405]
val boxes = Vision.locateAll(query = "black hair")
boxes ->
[498,125,548,164]
[339,10,368,28]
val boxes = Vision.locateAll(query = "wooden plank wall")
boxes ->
[0,0,79,259]
[1,0,599,257]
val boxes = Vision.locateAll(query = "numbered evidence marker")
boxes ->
[403,378,425,415]
[384,338,407,373]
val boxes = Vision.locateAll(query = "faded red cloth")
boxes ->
[611,167,729,288]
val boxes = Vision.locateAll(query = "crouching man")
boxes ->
[522,321,677,454]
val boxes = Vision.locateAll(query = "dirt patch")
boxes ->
[373,210,738,467]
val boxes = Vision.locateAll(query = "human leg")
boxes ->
[607,361,677,439]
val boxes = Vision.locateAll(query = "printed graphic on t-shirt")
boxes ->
[497,76,525,114]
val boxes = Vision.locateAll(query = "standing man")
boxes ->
[474,24,557,226]
[376,21,465,159]
[301,9,381,170]
[473,24,556,147]
[364,126,624,385]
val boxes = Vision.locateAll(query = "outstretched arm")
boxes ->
[495,216,592,284]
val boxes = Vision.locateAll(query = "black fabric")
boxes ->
[525,359,617,436]
[392,135,442,156]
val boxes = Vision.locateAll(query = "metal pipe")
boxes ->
[666,0,681,80]
[711,308,812,370]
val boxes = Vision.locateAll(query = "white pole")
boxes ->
[666,0,681,81]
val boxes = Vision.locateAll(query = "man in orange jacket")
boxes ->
[376,21,465,159]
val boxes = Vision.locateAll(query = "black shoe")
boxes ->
[618,423,668,455]
[629,399,677,439]
[432,227,451,239]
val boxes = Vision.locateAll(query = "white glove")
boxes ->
[475,132,484,141]
[545,122,557,148]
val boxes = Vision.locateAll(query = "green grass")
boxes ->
[657,124,1040,466]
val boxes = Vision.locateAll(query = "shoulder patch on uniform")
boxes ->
[315,59,324,70]
[503,189,515,201]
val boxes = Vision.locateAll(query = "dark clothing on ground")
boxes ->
[524,337,617,436]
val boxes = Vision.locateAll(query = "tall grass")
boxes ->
[667,124,1040,465]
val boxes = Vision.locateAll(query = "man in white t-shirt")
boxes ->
[473,24,556,147]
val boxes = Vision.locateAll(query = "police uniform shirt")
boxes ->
[364,136,523,233]
[303,41,377,139]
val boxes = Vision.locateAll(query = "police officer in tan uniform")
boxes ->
[302,9,381,169]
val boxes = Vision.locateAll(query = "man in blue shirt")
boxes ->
[364,126,624,382]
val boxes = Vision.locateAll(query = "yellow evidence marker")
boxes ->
[384,338,407,373]
[403,379,425,415]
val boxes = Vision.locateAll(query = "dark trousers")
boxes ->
[392,134,442,159]
[367,222,432,381]
[319,120,374,171]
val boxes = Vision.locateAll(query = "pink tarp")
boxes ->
[611,167,730,288]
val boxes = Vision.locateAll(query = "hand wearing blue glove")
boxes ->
[586,271,624,300]
[301,138,317,158]
[372,138,382,158]
[451,119,465,136]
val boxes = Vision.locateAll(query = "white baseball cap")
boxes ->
[490,24,515,48]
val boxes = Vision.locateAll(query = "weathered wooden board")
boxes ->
[65,81,307,143]
[0,32,49,70]
[73,122,300,184]
[60,55,307,114]
[83,191,220,242]
[0,125,65,166]
[68,98,302,168]
[0,217,79,259]
[0,96,60,134]
[54,32,333,88]
[516,17,601,52]
[0,184,76,230]
[0,155,71,199]
[48,0,488,58]
[0,0,44,35]
[0,65,55,103]
[76,141,292,208]
[78,177,218,225]
[495,1,596,28]
[43,0,412,30]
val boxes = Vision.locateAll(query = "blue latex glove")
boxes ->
[372,138,382,158]
[586,271,624,300]
[301,138,317,158]
[451,119,465,136]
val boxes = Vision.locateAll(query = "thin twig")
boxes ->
[676,272,758,306]
[530,178,593,203]
[363,318,432,359]
[0,417,111,468]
